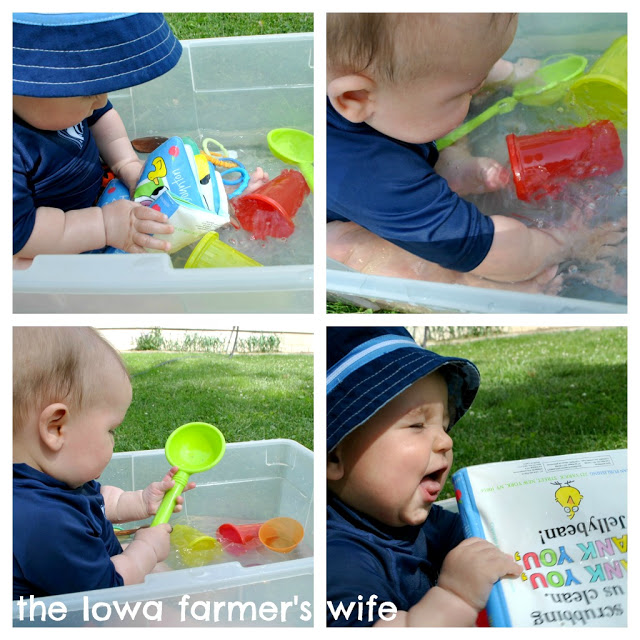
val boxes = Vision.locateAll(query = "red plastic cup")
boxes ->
[506,120,624,202]
[216,522,262,545]
[232,169,310,239]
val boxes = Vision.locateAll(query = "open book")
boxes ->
[452,449,627,627]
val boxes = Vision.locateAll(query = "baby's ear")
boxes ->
[327,446,345,481]
[38,403,70,452]
[327,74,376,124]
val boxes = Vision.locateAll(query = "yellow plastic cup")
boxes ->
[171,524,223,567]
[258,517,304,553]
[185,232,262,269]
[568,35,627,128]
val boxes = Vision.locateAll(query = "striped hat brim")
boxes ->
[13,13,182,98]
[327,327,480,452]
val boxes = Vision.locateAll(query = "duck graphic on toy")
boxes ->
[98,136,235,253]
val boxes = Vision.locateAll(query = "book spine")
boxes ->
[452,469,512,628]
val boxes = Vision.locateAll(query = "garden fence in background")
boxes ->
[97,328,312,354]
[407,326,592,345]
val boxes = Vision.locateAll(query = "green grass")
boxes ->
[115,352,313,453]
[327,300,399,314]
[164,13,313,39]
[436,327,627,498]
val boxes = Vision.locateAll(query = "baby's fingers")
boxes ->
[595,240,627,261]
[503,554,524,577]
[133,231,172,253]
[134,217,174,237]
[133,205,169,223]
[158,466,180,487]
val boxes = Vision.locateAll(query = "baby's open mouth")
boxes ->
[419,465,448,501]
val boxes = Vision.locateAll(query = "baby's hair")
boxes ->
[13,327,129,433]
[327,13,516,84]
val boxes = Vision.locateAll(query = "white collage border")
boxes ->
[4,0,637,637]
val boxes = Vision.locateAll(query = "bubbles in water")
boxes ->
[463,57,626,304]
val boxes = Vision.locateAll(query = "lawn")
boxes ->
[116,352,313,453]
[164,13,313,39]
[436,327,627,498]
[327,300,398,314]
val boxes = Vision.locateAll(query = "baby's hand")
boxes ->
[243,167,270,195]
[141,466,197,517]
[485,58,540,88]
[547,209,627,264]
[134,524,172,563]
[102,199,174,253]
[438,538,522,612]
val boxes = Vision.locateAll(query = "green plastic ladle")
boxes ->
[267,128,314,192]
[437,54,588,150]
[151,422,226,526]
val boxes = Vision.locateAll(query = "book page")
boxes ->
[463,449,627,627]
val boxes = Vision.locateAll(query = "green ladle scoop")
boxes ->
[151,422,226,526]
[267,128,314,192]
[437,54,588,150]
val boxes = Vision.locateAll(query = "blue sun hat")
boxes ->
[327,327,480,452]
[13,13,182,97]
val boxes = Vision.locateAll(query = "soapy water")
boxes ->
[163,515,312,572]
[463,57,627,304]
[138,131,313,269]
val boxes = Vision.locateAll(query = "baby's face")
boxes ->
[13,94,108,131]
[57,359,132,488]
[366,15,518,143]
[331,372,453,527]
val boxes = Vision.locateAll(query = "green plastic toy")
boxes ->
[151,422,226,527]
[267,128,314,192]
[437,54,588,150]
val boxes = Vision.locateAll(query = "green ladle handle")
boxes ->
[299,162,314,193]
[151,469,190,526]
[436,97,518,150]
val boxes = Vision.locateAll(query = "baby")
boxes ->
[326,327,521,626]
[13,13,268,268]
[13,327,195,599]
[326,14,626,294]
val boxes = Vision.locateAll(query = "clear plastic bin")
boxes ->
[327,14,627,314]
[13,439,314,627]
[14,33,314,314]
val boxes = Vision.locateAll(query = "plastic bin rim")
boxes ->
[179,32,313,47]
[326,265,627,314]
[110,437,312,460]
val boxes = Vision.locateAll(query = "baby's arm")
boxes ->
[376,538,521,627]
[101,468,196,524]
[111,524,172,585]
[473,213,626,283]
[91,108,144,192]
[14,201,173,257]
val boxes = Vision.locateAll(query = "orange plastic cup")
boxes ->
[233,169,310,240]
[258,517,304,553]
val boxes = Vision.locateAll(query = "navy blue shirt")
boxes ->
[327,492,465,627]
[13,463,124,600]
[327,98,495,272]
[13,101,113,254]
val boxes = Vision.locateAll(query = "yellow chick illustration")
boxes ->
[552,482,583,520]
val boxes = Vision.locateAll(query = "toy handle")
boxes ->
[151,469,190,526]
[436,97,518,150]
[298,162,314,192]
